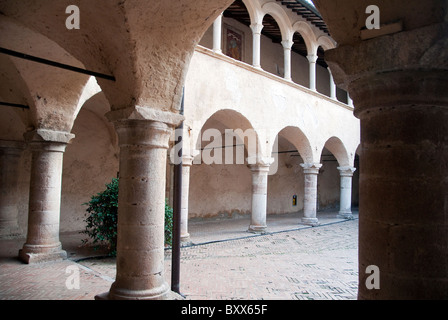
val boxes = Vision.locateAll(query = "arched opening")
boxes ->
[268,126,313,226]
[199,0,253,65]
[318,137,358,218]
[291,31,311,87]
[315,46,331,96]
[187,109,260,241]
[260,14,284,77]
[268,134,304,217]
[318,146,340,211]
[61,92,119,234]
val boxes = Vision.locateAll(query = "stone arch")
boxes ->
[194,108,262,164]
[292,21,318,56]
[320,136,351,167]
[317,35,336,51]
[261,1,293,41]
[241,0,263,26]
[189,108,257,222]
[355,144,362,157]
[71,77,103,131]
[0,15,91,133]
[272,126,314,164]
[73,91,118,150]
[0,55,32,138]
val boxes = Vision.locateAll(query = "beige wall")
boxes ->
[181,45,360,220]
[60,94,119,232]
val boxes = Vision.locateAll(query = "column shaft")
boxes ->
[212,14,223,53]
[301,163,321,226]
[180,155,193,243]
[251,23,263,69]
[307,54,317,91]
[107,120,172,300]
[248,164,270,234]
[337,166,356,219]
[19,130,73,264]
[325,22,448,299]
[329,69,337,100]
[282,40,293,81]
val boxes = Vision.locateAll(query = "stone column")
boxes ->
[281,40,293,81]
[19,130,74,264]
[251,23,263,69]
[326,22,448,299]
[248,163,270,234]
[300,163,322,226]
[0,140,26,237]
[212,13,223,54]
[329,69,337,100]
[180,155,194,244]
[337,166,356,219]
[347,93,353,107]
[96,108,182,300]
[307,54,317,91]
[105,120,173,300]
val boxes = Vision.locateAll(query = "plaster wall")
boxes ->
[60,105,119,233]
[184,47,360,165]
[182,48,359,220]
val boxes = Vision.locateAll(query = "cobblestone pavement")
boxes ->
[0,211,359,300]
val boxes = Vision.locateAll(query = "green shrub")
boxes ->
[81,178,174,256]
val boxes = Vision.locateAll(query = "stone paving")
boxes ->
[0,210,359,300]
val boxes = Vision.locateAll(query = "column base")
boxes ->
[180,234,192,247]
[337,212,354,220]
[95,283,184,300]
[247,225,268,234]
[300,218,320,227]
[19,244,67,264]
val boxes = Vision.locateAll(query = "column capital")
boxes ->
[247,156,274,168]
[24,129,75,144]
[337,166,357,177]
[182,155,194,167]
[106,106,184,128]
[249,164,271,175]
[24,129,75,152]
[114,119,172,150]
[250,23,264,35]
[300,163,322,175]
[325,22,448,117]
[307,54,318,64]
[281,39,293,50]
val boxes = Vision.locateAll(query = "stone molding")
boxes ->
[337,166,357,177]
[106,106,185,128]
[23,129,75,145]
[300,163,322,175]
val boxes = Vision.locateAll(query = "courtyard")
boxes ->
[0,210,358,300]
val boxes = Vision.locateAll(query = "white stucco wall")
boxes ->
[183,46,360,219]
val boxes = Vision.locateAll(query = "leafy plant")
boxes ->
[81,178,174,256]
